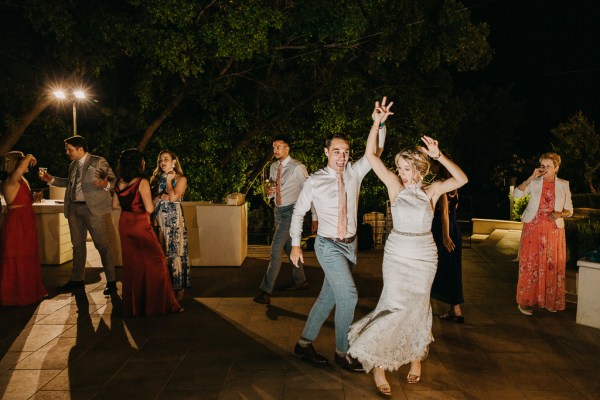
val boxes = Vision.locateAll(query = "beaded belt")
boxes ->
[392,229,431,236]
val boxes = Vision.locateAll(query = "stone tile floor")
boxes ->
[1,232,600,399]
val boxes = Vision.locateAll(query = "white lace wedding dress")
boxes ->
[348,183,437,372]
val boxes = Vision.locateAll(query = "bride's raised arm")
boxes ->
[420,136,468,205]
[366,97,400,195]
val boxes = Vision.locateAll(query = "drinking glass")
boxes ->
[265,178,277,197]
[33,191,44,203]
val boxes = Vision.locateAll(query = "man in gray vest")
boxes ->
[39,135,117,295]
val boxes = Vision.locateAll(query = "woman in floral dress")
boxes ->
[513,152,572,315]
[150,150,190,300]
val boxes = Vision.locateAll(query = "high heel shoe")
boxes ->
[376,383,392,397]
[407,360,421,384]
[373,367,392,397]
[439,313,464,323]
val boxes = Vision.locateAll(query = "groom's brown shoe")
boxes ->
[253,291,271,305]
[335,353,365,372]
[294,343,328,365]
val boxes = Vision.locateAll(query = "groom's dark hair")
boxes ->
[325,133,349,149]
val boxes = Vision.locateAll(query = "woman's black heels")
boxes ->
[439,313,464,323]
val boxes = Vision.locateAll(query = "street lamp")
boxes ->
[53,88,87,136]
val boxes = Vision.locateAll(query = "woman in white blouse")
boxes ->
[513,152,573,315]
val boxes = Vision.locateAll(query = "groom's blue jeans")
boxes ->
[301,235,358,353]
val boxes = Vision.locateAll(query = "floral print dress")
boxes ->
[517,181,566,311]
[155,176,191,291]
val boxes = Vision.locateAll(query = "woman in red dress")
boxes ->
[514,152,573,315]
[0,151,47,306]
[112,149,182,316]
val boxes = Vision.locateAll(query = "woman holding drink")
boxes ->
[149,150,190,300]
[0,152,47,305]
[514,153,572,315]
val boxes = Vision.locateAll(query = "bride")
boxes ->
[347,98,468,396]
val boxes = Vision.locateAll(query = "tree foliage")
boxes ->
[0,0,495,213]
[551,111,600,193]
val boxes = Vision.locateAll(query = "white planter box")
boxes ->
[576,259,600,329]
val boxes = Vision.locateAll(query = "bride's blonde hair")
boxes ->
[394,147,430,184]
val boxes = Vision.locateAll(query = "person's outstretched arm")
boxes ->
[9,154,36,184]
[365,97,401,200]
[420,136,468,206]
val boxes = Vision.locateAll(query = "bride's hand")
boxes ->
[419,136,441,158]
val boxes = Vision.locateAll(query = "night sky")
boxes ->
[462,0,600,154]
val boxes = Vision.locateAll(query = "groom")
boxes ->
[40,135,117,295]
[289,121,386,371]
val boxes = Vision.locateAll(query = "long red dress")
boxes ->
[517,181,566,312]
[0,180,47,305]
[115,179,181,316]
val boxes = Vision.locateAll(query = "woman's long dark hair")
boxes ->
[116,148,146,183]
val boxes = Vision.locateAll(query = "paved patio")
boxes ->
[1,231,600,400]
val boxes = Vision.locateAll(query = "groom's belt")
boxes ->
[323,234,357,244]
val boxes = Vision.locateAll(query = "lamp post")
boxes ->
[53,89,87,136]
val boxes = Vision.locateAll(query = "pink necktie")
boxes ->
[276,161,283,207]
[337,172,347,239]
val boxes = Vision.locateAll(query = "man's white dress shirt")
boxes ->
[269,156,309,207]
[290,156,371,246]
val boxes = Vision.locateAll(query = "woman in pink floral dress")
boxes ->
[513,153,573,315]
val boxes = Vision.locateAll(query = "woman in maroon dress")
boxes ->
[112,149,182,316]
[0,151,47,306]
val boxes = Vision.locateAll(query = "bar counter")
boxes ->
[110,201,248,267]
[1,199,72,264]
[2,198,248,267]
